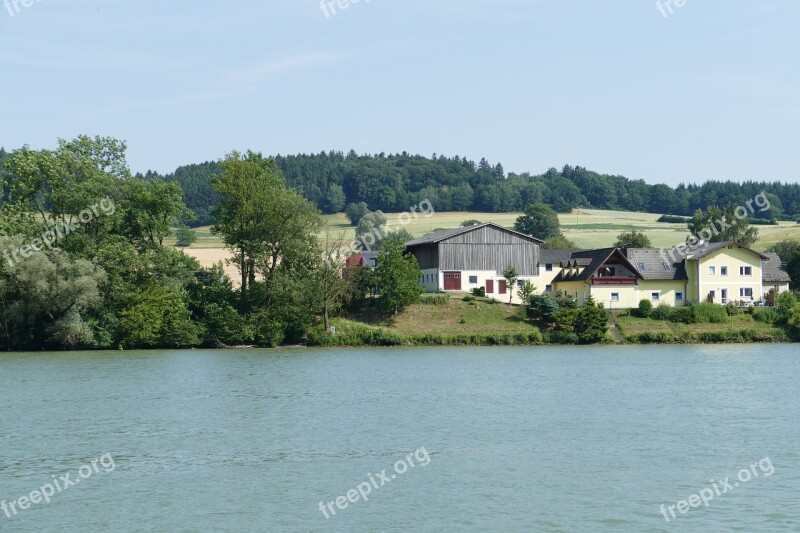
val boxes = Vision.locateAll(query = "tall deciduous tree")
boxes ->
[375,242,423,314]
[687,205,759,247]
[514,203,561,240]
[211,151,322,294]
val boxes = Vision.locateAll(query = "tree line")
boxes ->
[0,137,423,351]
[117,151,798,226]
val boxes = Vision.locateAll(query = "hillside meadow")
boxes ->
[176,209,800,273]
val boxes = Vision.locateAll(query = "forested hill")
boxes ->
[134,150,798,226]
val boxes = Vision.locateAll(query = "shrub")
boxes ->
[691,303,728,324]
[472,287,486,297]
[657,214,691,223]
[463,295,476,303]
[420,294,449,305]
[668,307,696,324]
[752,307,780,324]
[725,303,741,316]
[651,303,672,321]
[637,299,653,318]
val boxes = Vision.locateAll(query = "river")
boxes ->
[1,345,797,531]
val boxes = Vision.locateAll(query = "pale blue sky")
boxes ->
[1,0,798,185]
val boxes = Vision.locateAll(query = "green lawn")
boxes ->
[343,295,537,337]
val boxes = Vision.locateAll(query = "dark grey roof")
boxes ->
[361,252,379,268]
[762,252,791,283]
[689,241,769,260]
[539,249,582,264]
[555,248,621,282]
[404,222,543,247]
[624,248,687,281]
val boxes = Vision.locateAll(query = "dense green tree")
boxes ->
[687,205,759,247]
[175,225,198,247]
[355,211,389,251]
[381,228,414,249]
[345,201,370,226]
[614,231,652,248]
[768,239,800,263]
[515,203,561,240]
[574,297,609,344]
[0,238,106,349]
[375,242,423,314]
[541,235,578,249]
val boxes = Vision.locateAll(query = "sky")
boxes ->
[1,0,799,186]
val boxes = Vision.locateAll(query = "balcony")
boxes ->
[591,276,638,286]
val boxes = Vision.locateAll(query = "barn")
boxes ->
[405,223,543,303]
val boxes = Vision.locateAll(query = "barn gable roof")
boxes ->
[405,222,544,247]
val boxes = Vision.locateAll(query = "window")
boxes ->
[721,289,728,304]
[708,266,716,275]
[611,292,620,302]
[676,292,684,302]
[545,263,553,272]
[469,276,478,284]
[740,288,753,298]
[517,280,525,288]
[545,285,553,293]
[721,266,728,276]
[663,263,671,271]
[651,292,660,302]
[454,273,460,279]
[740,266,752,277]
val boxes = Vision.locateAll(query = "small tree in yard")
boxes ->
[638,299,653,318]
[502,265,519,304]
[574,297,609,344]
[375,242,423,314]
[517,280,537,305]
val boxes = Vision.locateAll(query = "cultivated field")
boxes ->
[178,208,800,273]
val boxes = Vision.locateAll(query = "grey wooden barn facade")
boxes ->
[405,223,543,276]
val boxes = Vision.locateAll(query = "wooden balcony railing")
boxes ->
[591,276,638,286]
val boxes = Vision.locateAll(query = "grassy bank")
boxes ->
[307,296,793,347]
[615,314,790,344]
[308,296,544,347]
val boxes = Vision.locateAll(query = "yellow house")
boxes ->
[552,248,688,309]
[684,242,768,305]
[549,242,775,309]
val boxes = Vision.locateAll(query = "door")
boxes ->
[486,279,494,294]
[443,272,462,291]
[499,280,507,295]
[721,289,728,304]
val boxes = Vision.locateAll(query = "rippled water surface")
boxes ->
[1,344,799,532]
